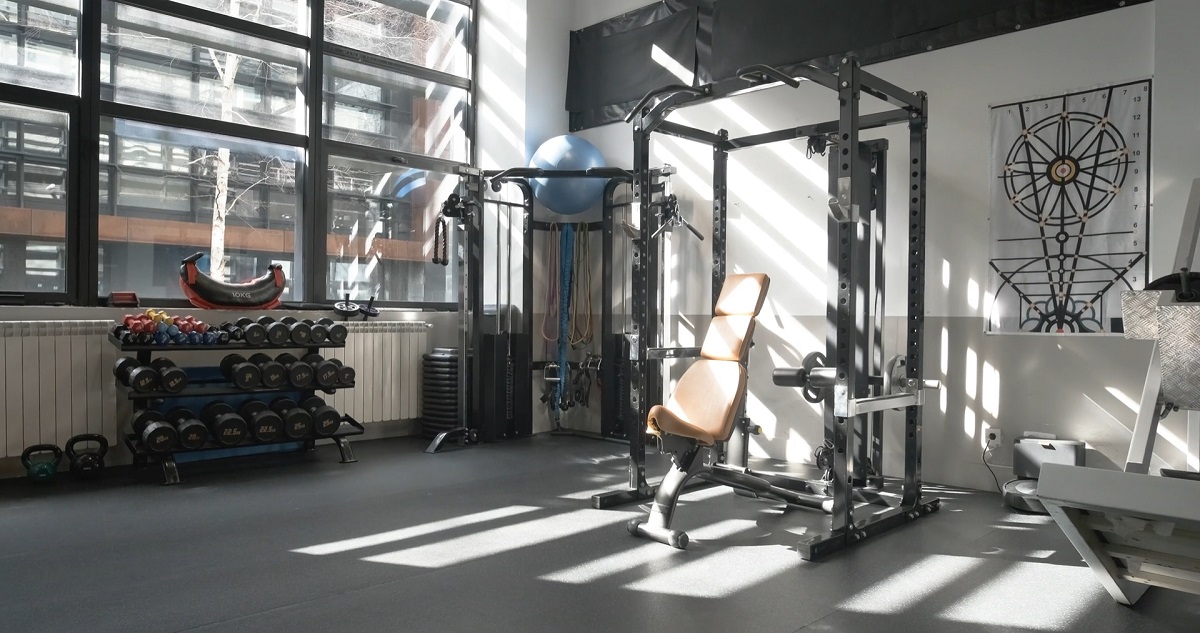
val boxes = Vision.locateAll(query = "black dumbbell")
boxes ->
[279,317,313,345]
[318,318,348,345]
[328,359,356,385]
[270,397,314,440]
[201,402,248,447]
[221,354,261,389]
[276,353,314,387]
[247,353,289,389]
[234,318,268,346]
[165,408,209,450]
[131,410,178,453]
[219,322,244,342]
[238,400,284,443]
[305,319,329,345]
[303,354,341,389]
[113,357,160,393]
[301,396,342,437]
[211,325,231,345]
[257,316,291,347]
[150,358,189,393]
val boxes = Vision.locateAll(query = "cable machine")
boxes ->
[592,58,942,559]
[427,167,680,451]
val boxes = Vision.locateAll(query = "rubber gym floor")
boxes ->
[2,435,1197,633]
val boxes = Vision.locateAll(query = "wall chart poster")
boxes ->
[987,80,1151,334]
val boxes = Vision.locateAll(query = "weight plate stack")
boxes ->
[421,348,461,438]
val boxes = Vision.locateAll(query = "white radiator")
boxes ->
[322,321,429,425]
[0,319,430,460]
[0,321,117,459]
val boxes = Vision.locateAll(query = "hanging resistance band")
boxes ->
[541,223,560,348]
[569,223,593,348]
[555,224,576,413]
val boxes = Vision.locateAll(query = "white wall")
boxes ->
[549,1,1200,489]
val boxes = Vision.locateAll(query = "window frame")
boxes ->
[0,0,473,308]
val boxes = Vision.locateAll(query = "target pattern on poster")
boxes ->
[988,80,1151,333]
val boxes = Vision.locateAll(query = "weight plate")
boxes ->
[422,403,460,413]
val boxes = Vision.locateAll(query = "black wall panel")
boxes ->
[566,0,1150,131]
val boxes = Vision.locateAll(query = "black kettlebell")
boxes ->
[21,444,63,482]
[65,434,108,480]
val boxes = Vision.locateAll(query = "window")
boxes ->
[0,0,473,306]
[324,0,470,77]
[0,101,67,294]
[326,155,456,302]
[324,55,469,161]
[0,0,80,94]
[98,118,302,299]
[181,0,306,34]
[102,2,305,133]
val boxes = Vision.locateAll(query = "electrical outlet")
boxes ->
[986,427,1004,446]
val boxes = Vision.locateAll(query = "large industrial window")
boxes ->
[0,0,474,306]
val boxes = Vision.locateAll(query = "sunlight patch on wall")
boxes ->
[730,217,824,302]
[965,347,978,400]
[940,327,949,376]
[651,44,695,84]
[655,141,715,202]
[982,361,1000,419]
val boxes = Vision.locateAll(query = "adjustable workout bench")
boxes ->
[628,273,818,548]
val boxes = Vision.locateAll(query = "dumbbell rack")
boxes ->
[109,333,364,485]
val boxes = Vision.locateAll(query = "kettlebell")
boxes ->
[20,444,63,482]
[65,434,108,480]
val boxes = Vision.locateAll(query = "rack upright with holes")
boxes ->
[109,333,363,485]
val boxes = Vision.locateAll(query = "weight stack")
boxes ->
[421,348,462,438]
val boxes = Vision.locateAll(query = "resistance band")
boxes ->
[569,223,593,348]
[555,224,576,413]
[541,223,560,348]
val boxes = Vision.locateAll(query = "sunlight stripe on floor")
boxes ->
[837,554,984,613]
[362,509,631,568]
[291,506,541,556]
[622,544,801,598]
[538,519,758,584]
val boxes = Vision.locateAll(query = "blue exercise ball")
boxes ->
[529,135,607,215]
